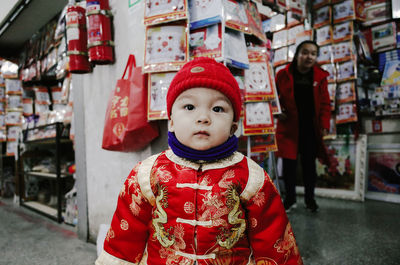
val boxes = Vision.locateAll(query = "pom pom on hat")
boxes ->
[167,57,242,122]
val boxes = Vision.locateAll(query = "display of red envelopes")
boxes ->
[224,0,248,33]
[313,5,331,28]
[363,1,391,27]
[287,10,303,28]
[333,0,365,23]
[6,125,21,141]
[244,51,274,102]
[336,102,357,124]
[6,95,23,111]
[6,140,18,156]
[224,28,249,69]
[144,22,189,73]
[272,29,287,49]
[23,98,33,116]
[250,134,278,153]
[0,115,5,129]
[5,79,22,95]
[287,24,304,45]
[0,94,4,107]
[188,0,222,30]
[321,63,337,83]
[148,72,176,120]
[244,1,267,42]
[336,81,356,104]
[243,101,274,135]
[315,25,333,45]
[333,21,353,43]
[337,60,356,82]
[189,23,222,59]
[34,86,51,105]
[313,0,330,9]
[276,0,287,9]
[270,13,286,32]
[318,44,334,64]
[333,41,354,63]
[144,0,188,25]
[5,111,23,126]
[295,30,313,45]
[286,0,303,17]
[273,46,288,67]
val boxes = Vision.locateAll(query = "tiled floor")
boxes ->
[288,197,400,265]
[1,196,399,265]
[0,198,97,265]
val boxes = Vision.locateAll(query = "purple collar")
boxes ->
[168,131,238,162]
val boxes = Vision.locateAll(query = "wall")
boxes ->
[72,0,168,242]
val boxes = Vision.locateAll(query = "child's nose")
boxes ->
[197,117,210,124]
[197,112,210,124]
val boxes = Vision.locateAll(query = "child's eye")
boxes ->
[213,106,224,112]
[184,104,194,110]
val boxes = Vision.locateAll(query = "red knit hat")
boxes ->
[167,57,242,122]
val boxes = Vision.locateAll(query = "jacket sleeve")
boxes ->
[319,77,331,130]
[275,70,285,111]
[245,170,303,265]
[96,163,153,265]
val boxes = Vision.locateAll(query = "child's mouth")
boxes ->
[195,131,210,136]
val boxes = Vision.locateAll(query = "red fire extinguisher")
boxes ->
[86,0,114,64]
[66,3,91,73]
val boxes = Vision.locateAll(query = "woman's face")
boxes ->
[296,43,318,73]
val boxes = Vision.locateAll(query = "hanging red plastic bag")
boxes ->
[102,54,159,151]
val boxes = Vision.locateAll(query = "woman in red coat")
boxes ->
[275,40,331,213]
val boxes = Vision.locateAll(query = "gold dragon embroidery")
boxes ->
[274,223,299,263]
[126,174,143,216]
[218,185,246,249]
[152,184,175,247]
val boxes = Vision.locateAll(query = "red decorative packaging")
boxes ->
[102,55,159,152]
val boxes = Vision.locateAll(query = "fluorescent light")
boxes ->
[9,5,24,22]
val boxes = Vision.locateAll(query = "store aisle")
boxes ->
[288,197,400,265]
[0,198,97,265]
[1,196,400,265]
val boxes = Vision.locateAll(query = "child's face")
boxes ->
[170,87,237,151]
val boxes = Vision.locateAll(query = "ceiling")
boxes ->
[0,0,67,60]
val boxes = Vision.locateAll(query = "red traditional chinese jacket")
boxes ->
[96,150,303,265]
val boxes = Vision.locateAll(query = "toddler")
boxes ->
[96,57,303,265]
